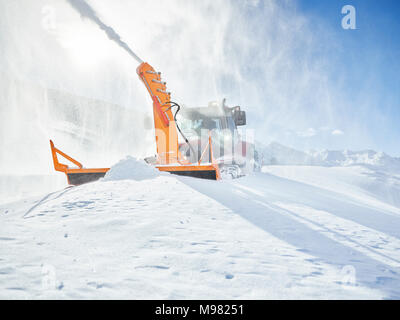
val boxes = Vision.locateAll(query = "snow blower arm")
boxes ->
[136,62,181,164]
[136,62,220,180]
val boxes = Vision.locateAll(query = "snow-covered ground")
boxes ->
[1,158,400,299]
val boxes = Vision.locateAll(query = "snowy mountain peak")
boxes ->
[310,149,399,168]
[256,141,400,171]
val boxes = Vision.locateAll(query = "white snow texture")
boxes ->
[1,146,400,299]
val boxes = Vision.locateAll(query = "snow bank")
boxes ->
[262,165,400,211]
[103,156,160,181]
[3,169,395,299]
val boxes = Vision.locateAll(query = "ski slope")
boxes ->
[1,159,400,299]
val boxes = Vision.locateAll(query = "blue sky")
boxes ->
[295,0,400,155]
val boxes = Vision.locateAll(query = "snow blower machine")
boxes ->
[50,62,252,185]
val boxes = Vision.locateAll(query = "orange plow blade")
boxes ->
[50,140,220,186]
[50,140,109,186]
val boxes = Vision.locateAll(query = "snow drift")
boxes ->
[103,156,160,181]
[1,164,400,299]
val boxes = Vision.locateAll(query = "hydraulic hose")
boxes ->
[165,101,197,159]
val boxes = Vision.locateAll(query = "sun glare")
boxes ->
[56,24,113,68]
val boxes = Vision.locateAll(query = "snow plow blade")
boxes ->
[157,164,219,180]
[50,140,109,186]
[65,171,109,186]
[50,140,220,186]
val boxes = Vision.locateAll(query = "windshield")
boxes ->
[178,115,223,135]
[176,107,235,135]
[176,104,241,160]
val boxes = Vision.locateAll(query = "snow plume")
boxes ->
[65,0,143,63]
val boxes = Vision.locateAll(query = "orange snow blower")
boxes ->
[50,62,220,185]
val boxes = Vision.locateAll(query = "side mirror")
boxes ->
[233,108,246,126]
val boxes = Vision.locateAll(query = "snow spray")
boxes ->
[65,0,143,64]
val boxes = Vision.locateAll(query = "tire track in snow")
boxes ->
[234,184,400,268]
[272,202,400,268]
[23,187,74,218]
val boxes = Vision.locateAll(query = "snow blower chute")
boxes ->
[50,62,220,185]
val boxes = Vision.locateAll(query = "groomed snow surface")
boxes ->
[1,157,400,299]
